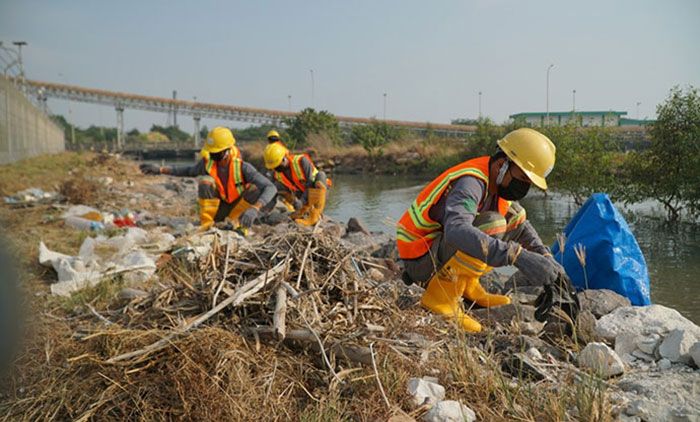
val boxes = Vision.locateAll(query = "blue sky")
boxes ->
[1,0,698,132]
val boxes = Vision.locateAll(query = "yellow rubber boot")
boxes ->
[420,259,482,333]
[227,198,254,226]
[460,261,511,308]
[296,187,326,226]
[279,192,296,212]
[198,198,220,230]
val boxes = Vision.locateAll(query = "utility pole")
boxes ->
[572,89,576,112]
[172,90,178,127]
[12,41,27,89]
[546,64,555,126]
[383,92,387,120]
[309,69,315,109]
[478,91,482,119]
[288,95,292,112]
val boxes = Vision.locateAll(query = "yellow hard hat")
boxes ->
[202,127,236,153]
[267,129,281,141]
[497,128,555,190]
[264,142,288,169]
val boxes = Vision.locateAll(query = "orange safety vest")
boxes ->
[273,153,318,193]
[204,156,247,204]
[396,156,510,260]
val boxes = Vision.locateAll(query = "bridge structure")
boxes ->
[23,79,477,150]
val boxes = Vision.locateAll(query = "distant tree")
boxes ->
[351,120,404,157]
[150,125,190,142]
[620,86,700,220]
[199,125,209,141]
[282,108,340,148]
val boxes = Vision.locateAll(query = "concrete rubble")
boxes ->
[422,400,476,422]
[577,342,625,378]
[407,377,445,407]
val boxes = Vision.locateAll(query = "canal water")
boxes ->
[149,160,699,323]
[325,174,700,324]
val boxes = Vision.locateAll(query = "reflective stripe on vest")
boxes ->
[396,156,511,260]
[274,154,318,193]
[205,157,246,203]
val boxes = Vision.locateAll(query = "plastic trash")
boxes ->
[65,216,105,231]
[551,193,651,306]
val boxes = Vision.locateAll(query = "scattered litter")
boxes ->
[39,227,175,296]
[3,188,59,206]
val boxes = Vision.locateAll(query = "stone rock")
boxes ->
[576,309,599,343]
[422,400,476,422]
[262,210,288,226]
[407,377,445,407]
[657,358,672,370]
[631,349,655,363]
[690,342,700,368]
[471,303,535,325]
[595,305,700,342]
[480,271,508,294]
[504,270,546,289]
[658,329,699,365]
[618,370,700,421]
[346,217,370,235]
[371,240,398,260]
[637,334,661,356]
[388,415,416,422]
[503,352,553,381]
[578,342,625,378]
[615,333,644,357]
[578,289,631,318]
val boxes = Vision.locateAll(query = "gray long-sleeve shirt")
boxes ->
[431,176,548,267]
[166,159,277,206]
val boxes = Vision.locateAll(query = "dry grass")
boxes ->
[0,152,614,421]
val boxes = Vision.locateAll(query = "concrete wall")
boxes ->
[0,76,64,164]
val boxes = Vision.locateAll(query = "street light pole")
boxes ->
[383,93,387,120]
[288,95,292,112]
[572,89,576,112]
[478,91,482,119]
[546,64,554,126]
[309,69,315,109]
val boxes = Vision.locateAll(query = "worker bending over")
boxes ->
[397,128,563,332]
[140,126,276,231]
[266,129,283,144]
[263,142,329,226]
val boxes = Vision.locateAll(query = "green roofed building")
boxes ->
[509,111,628,127]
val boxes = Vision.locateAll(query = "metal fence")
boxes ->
[0,76,65,164]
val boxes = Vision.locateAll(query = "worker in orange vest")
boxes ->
[263,142,329,226]
[140,127,276,232]
[397,128,563,332]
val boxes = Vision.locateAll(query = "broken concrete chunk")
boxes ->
[407,377,445,407]
[578,342,625,378]
[636,334,660,356]
[690,342,700,368]
[422,400,476,422]
[595,305,700,342]
[658,329,698,365]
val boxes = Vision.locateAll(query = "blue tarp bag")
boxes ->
[551,193,651,306]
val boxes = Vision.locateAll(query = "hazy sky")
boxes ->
[1,0,699,132]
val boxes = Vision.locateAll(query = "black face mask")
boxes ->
[210,150,228,162]
[497,173,531,200]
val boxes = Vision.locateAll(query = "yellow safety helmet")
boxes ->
[267,129,281,141]
[497,128,555,190]
[264,142,289,169]
[202,127,236,153]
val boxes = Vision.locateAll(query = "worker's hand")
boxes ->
[513,249,560,286]
[543,251,567,276]
[139,163,161,175]
[239,207,259,228]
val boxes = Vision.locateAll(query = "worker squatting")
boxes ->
[141,127,565,332]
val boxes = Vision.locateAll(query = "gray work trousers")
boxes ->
[198,176,263,223]
[403,210,526,286]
